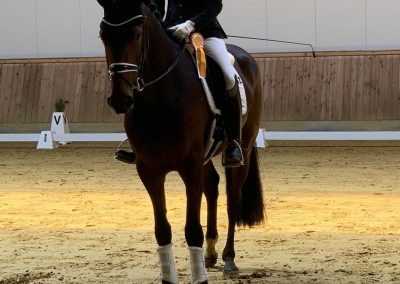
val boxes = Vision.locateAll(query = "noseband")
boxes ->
[102,14,147,92]
[101,11,186,93]
[108,62,145,91]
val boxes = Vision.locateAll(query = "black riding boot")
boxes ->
[222,77,244,168]
[115,149,136,164]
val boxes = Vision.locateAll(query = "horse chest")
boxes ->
[125,111,187,149]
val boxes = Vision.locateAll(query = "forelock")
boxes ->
[103,0,143,23]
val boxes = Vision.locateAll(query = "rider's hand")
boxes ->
[168,20,195,40]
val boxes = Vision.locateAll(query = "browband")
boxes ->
[102,14,145,27]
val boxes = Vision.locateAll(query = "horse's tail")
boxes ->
[236,146,265,227]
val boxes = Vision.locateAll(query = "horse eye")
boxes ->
[131,27,143,39]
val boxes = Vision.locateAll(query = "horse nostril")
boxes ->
[107,95,133,114]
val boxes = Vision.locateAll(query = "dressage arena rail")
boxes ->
[2,131,400,144]
[0,133,127,142]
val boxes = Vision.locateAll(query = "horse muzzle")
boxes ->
[107,95,134,114]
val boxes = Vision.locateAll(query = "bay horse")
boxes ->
[97,0,265,283]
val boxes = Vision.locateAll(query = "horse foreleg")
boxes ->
[157,244,179,284]
[202,161,220,268]
[137,163,178,284]
[179,160,208,284]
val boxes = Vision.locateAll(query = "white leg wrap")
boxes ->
[188,246,208,284]
[157,244,179,284]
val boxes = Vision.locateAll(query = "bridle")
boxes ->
[101,11,186,93]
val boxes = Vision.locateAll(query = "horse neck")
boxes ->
[142,14,182,84]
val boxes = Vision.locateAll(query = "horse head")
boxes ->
[98,0,147,114]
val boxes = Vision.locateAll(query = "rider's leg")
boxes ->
[114,139,136,164]
[114,149,136,164]
[204,38,243,167]
[203,37,236,89]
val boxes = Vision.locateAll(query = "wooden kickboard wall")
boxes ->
[1,51,400,124]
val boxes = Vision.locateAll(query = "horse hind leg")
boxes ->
[202,161,220,268]
[223,146,265,278]
[222,165,243,278]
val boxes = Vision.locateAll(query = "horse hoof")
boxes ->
[205,254,218,268]
[223,259,239,278]
[223,269,240,279]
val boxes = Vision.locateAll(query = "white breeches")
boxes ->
[203,37,236,90]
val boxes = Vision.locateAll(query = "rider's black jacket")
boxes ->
[151,0,227,39]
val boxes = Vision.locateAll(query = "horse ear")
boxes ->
[142,1,164,21]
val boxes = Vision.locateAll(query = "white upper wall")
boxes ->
[265,0,316,52]
[0,0,38,58]
[1,0,400,58]
[0,0,104,58]
[366,0,400,50]
[315,0,367,51]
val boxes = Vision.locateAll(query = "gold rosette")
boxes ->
[190,33,206,78]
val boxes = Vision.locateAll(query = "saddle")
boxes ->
[188,33,247,164]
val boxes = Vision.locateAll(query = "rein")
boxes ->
[102,14,186,92]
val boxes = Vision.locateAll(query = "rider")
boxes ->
[117,0,244,167]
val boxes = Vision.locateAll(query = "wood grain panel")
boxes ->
[255,52,400,121]
[0,65,13,123]
[335,57,345,121]
[388,55,400,120]
[1,51,400,125]
[281,58,292,121]
[11,64,26,123]
[287,57,298,121]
